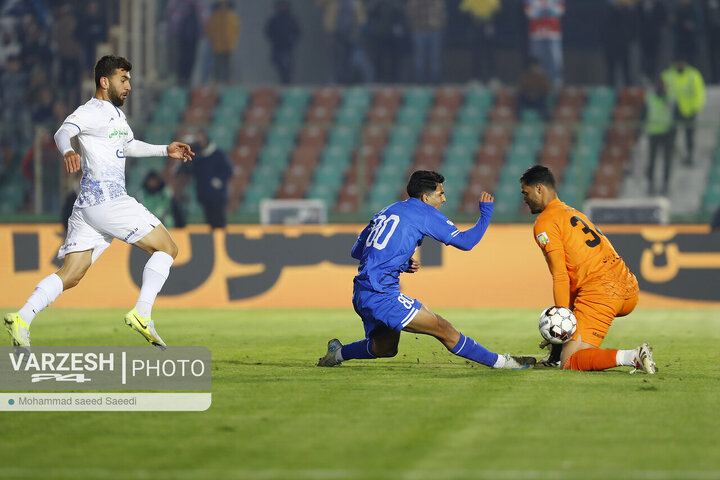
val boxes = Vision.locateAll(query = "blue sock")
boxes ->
[450,333,499,367]
[340,339,377,361]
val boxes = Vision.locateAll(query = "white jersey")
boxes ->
[62,97,134,208]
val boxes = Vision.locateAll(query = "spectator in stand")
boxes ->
[460,0,500,85]
[671,0,702,66]
[603,0,636,88]
[51,3,83,100]
[406,0,447,84]
[0,27,22,71]
[705,0,720,83]
[366,0,410,84]
[662,59,705,166]
[31,89,55,125]
[265,0,301,84]
[137,170,176,229]
[166,0,204,85]
[185,132,233,230]
[524,0,564,87]
[78,1,107,73]
[318,0,374,84]
[19,14,53,73]
[206,0,240,84]
[517,56,552,120]
[636,0,667,84]
[0,55,31,155]
[21,129,61,213]
[642,79,674,196]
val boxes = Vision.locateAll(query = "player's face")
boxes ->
[423,184,446,210]
[521,182,544,214]
[106,69,131,107]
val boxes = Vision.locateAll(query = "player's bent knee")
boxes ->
[376,347,398,358]
[164,240,178,259]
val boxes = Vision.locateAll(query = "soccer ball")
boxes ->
[538,306,577,344]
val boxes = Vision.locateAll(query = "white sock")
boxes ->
[135,251,174,318]
[493,353,507,368]
[18,273,64,326]
[335,348,344,362]
[616,349,636,367]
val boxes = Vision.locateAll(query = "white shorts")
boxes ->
[58,195,161,263]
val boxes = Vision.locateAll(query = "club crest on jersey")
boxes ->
[537,232,549,245]
[446,220,454,226]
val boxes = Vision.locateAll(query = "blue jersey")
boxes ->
[351,198,460,293]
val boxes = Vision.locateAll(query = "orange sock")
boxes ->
[563,348,618,371]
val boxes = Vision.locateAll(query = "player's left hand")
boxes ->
[406,257,420,273]
[167,141,195,162]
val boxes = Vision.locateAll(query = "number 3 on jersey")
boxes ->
[366,214,400,250]
[570,216,601,247]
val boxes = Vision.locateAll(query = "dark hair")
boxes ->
[95,55,132,88]
[520,165,556,189]
[407,170,445,199]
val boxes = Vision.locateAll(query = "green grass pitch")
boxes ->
[2,307,720,480]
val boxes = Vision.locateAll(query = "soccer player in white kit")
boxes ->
[3,55,195,349]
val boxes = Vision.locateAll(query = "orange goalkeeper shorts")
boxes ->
[571,269,639,348]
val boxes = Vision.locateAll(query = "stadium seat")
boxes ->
[160,86,189,112]
[395,105,428,127]
[266,125,298,150]
[335,105,367,127]
[361,125,388,148]
[281,87,310,108]
[457,105,488,126]
[343,87,372,109]
[306,105,335,124]
[244,105,274,126]
[274,105,306,127]
[208,123,237,151]
[298,125,328,149]
[237,125,265,150]
[219,86,248,111]
[258,145,291,169]
[312,87,341,109]
[328,125,359,150]
[403,87,434,109]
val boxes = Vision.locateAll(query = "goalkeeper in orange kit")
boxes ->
[519,165,656,373]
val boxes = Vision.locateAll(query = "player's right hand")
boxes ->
[64,150,81,173]
[479,191,494,203]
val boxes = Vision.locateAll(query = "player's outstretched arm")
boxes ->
[447,192,494,251]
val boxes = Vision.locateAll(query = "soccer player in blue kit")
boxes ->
[317,170,536,369]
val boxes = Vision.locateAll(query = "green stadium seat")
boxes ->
[145,123,177,145]
[306,183,339,206]
[343,87,372,109]
[395,106,427,127]
[382,145,413,165]
[160,86,189,111]
[404,87,434,109]
[328,125,359,150]
[213,104,243,126]
[464,86,494,109]
[266,125,298,150]
[335,105,367,127]
[388,125,420,149]
[321,145,353,167]
[220,86,248,110]
[444,144,475,167]
[588,86,616,108]
[208,122,238,151]
[450,124,482,149]
[274,105,305,126]
[152,105,180,125]
[581,106,611,126]
[258,145,291,169]
[457,105,488,126]
[281,87,310,108]
[313,164,345,188]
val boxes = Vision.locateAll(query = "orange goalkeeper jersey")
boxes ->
[533,198,629,296]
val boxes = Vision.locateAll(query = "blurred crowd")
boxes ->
[2,0,720,221]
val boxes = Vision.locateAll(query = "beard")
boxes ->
[108,86,125,107]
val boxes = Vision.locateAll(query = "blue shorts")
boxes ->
[352,286,423,339]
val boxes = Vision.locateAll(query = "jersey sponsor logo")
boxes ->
[537,232,550,245]
[446,220,455,226]
[108,126,129,140]
[116,149,125,158]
